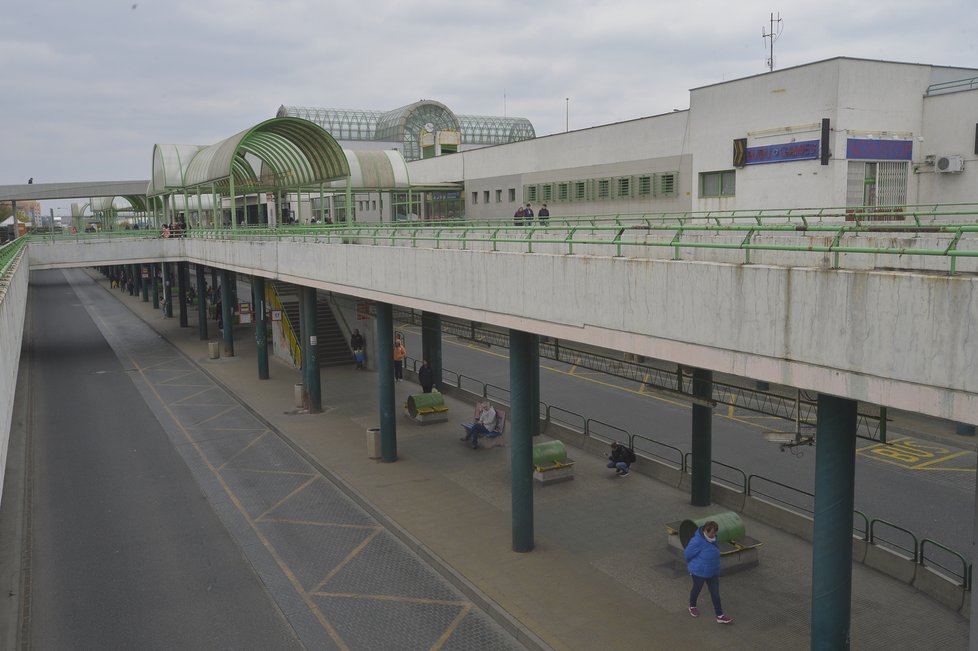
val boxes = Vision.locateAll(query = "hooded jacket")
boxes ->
[684,527,721,578]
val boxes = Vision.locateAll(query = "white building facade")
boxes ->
[406,58,978,220]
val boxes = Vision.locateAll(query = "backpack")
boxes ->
[624,447,636,463]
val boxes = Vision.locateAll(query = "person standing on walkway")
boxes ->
[606,441,635,476]
[350,328,365,369]
[538,203,550,224]
[685,520,733,624]
[523,203,534,225]
[418,359,434,393]
[393,337,407,381]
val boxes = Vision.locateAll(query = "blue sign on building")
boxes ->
[745,140,820,165]
[846,139,913,160]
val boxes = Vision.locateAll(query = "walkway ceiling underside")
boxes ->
[88,195,147,213]
[150,118,350,197]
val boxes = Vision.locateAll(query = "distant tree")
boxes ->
[0,202,10,221]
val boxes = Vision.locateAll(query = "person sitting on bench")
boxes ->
[461,402,497,449]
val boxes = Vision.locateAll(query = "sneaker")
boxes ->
[619,470,630,477]
[716,614,733,624]
[615,468,623,475]
[688,606,699,618]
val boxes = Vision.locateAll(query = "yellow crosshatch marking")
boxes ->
[857,436,975,472]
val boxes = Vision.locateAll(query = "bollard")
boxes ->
[208,341,220,359]
[366,428,382,459]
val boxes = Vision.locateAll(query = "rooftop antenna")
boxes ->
[503,89,507,117]
[762,12,783,72]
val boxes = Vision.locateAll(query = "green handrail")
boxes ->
[0,238,27,281]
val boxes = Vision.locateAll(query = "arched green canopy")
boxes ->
[150,117,351,196]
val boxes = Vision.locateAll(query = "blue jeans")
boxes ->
[465,423,491,447]
[689,575,722,616]
[607,461,629,472]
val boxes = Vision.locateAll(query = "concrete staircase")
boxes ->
[272,282,350,367]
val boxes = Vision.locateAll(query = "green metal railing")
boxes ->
[22,202,978,274]
[0,238,27,281]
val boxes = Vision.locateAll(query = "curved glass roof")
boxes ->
[278,102,535,160]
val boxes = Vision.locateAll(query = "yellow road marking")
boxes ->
[311,528,382,593]
[256,476,319,521]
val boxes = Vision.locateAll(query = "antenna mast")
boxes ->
[762,12,783,72]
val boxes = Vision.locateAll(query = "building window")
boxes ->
[558,183,569,201]
[525,185,538,202]
[541,184,553,202]
[573,181,586,201]
[638,175,652,197]
[655,172,678,197]
[700,170,735,197]
[471,191,478,204]
[616,177,631,198]
[509,188,516,202]
[483,190,490,204]
[371,200,376,210]
[846,161,908,215]
[597,179,611,199]
[496,189,502,203]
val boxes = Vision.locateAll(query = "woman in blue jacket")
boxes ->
[684,521,733,624]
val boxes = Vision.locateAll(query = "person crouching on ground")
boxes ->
[684,520,733,624]
[606,441,636,476]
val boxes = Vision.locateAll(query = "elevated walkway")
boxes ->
[83,271,974,649]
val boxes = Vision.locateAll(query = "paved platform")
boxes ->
[101,273,970,650]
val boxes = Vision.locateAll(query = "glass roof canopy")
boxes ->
[278,101,535,161]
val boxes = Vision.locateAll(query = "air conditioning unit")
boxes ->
[935,154,964,173]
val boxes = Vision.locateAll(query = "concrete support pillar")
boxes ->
[130,263,139,296]
[140,264,149,302]
[253,276,269,380]
[196,265,208,340]
[420,311,443,391]
[376,302,397,462]
[810,394,857,651]
[162,263,173,318]
[300,286,321,412]
[690,368,714,506]
[177,262,189,328]
[220,269,234,357]
[529,340,540,436]
[152,265,159,310]
[509,329,536,553]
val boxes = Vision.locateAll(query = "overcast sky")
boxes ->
[4,0,978,212]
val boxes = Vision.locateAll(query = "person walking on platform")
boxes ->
[538,203,550,224]
[393,337,407,381]
[418,359,434,393]
[685,520,733,624]
[513,204,525,226]
[350,328,365,369]
[606,441,635,476]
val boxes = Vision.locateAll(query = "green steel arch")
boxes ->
[150,117,350,197]
[374,100,461,161]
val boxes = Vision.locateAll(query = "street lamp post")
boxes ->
[565,97,569,132]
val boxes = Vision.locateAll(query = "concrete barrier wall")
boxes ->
[0,254,29,507]
[28,237,977,424]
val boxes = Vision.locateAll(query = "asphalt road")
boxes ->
[397,324,977,573]
[25,269,302,650]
